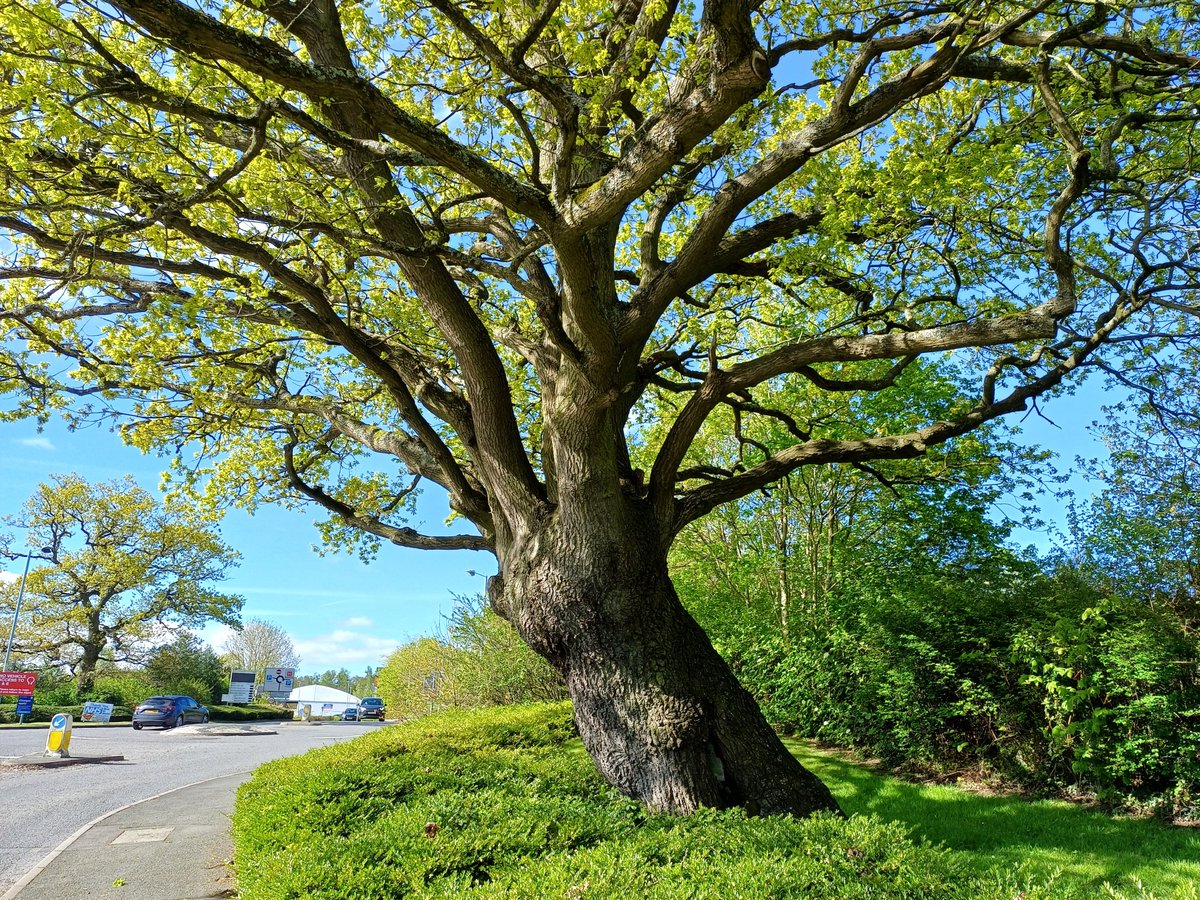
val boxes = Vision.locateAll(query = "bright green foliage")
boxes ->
[88,670,154,708]
[670,415,1200,813]
[144,632,228,703]
[792,741,1200,899]
[377,637,459,721]
[2,0,1199,816]
[1016,590,1200,810]
[711,546,1048,775]
[705,554,1200,816]
[439,598,566,707]
[1068,408,1200,628]
[377,600,565,720]
[0,0,1195,561]
[0,475,243,688]
[231,703,1026,899]
[660,355,1050,643]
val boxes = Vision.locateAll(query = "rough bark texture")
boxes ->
[495,501,841,817]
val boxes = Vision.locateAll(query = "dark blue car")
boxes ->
[132,695,209,729]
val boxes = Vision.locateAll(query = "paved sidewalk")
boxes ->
[2,772,248,900]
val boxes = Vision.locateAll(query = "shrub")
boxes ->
[232,703,1028,899]
[209,704,285,722]
[0,704,132,724]
[1016,597,1200,807]
[376,600,566,722]
[86,671,153,708]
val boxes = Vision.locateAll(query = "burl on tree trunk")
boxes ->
[493,508,842,818]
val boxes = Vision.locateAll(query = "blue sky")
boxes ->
[1,416,495,675]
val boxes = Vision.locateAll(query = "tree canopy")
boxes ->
[221,616,300,675]
[1,0,1198,815]
[0,474,242,689]
[2,0,1196,548]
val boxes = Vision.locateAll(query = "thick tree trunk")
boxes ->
[494,507,841,818]
[76,611,104,693]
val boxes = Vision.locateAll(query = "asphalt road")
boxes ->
[0,720,381,894]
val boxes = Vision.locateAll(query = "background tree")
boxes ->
[664,358,1041,639]
[144,632,227,703]
[350,666,377,698]
[221,618,300,678]
[0,475,242,691]
[377,598,566,719]
[377,637,460,721]
[441,596,567,707]
[1066,405,1200,627]
[1,0,1198,816]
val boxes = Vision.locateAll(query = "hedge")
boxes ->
[0,702,284,725]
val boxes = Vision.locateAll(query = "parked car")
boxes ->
[341,706,358,721]
[132,695,209,730]
[358,696,386,720]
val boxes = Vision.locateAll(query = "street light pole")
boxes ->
[3,549,46,673]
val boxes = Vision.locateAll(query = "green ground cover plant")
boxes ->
[788,741,1200,899]
[232,703,1199,899]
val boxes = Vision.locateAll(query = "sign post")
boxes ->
[2,672,36,724]
[45,712,72,758]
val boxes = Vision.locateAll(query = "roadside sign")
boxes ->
[46,713,72,757]
[264,666,295,692]
[81,701,114,723]
[226,669,256,704]
[0,671,36,696]
[15,695,33,715]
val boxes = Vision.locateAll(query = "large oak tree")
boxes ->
[1,475,243,690]
[1,0,1198,815]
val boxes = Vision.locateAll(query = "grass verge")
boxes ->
[232,703,1199,899]
[789,740,1200,899]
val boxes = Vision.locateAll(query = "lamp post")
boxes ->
[3,548,51,673]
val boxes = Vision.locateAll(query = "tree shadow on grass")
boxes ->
[787,740,1200,898]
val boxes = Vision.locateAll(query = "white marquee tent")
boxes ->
[287,685,360,717]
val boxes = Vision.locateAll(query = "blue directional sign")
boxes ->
[15,695,32,715]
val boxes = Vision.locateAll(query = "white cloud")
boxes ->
[342,616,373,628]
[294,629,400,671]
[0,571,17,584]
[17,437,55,452]
[196,622,236,652]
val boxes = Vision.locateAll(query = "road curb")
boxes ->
[0,753,124,768]
[0,770,252,900]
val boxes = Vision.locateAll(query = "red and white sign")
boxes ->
[0,671,36,695]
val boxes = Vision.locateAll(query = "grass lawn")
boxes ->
[789,740,1200,899]
[232,704,1200,899]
